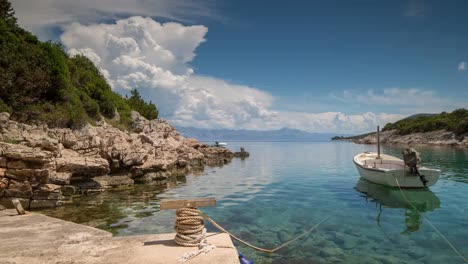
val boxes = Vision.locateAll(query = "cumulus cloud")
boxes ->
[60,16,406,134]
[11,0,219,39]
[458,61,466,71]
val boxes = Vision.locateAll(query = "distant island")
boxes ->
[177,127,350,142]
[333,109,468,147]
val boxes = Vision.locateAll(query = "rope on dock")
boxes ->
[175,207,216,262]
[199,210,332,254]
[394,178,468,263]
[175,208,207,247]
[173,206,331,261]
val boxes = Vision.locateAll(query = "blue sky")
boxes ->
[10,0,468,133]
[192,0,468,113]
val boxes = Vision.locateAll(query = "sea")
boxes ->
[41,141,468,263]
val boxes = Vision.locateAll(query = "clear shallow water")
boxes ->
[41,142,468,263]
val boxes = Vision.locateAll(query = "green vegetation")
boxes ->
[383,108,468,136]
[126,89,158,120]
[0,0,158,129]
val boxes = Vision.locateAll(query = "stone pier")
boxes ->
[0,209,239,264]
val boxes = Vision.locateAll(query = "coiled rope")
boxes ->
[175,208,216,262]
[175,208,207,247]
[394,178,468,263]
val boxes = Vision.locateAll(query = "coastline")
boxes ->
[333,129,468,148]
[0,111,248,210]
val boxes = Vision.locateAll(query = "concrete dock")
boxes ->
[0,209,239,264]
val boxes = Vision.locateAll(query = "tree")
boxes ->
[127,89,159,120]
[0,0,17,27]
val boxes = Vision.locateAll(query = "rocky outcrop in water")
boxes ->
[0,112,243,209]
[334,129,468,147]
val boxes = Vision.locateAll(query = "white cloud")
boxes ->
[11,0,219,39]
[60,16,409,134]
[458,61,466,71]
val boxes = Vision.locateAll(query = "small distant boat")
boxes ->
[213,141,227,148]
[353,126,441,188]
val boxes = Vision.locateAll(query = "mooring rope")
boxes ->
[199,210,331,254]
[394,178,468,263]
[173,207,331,255]
[175,208,207,247]
[175,207,216,262]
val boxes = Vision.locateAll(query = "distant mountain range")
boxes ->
[176,127,350,141]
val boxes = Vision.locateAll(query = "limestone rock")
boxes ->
[134,172,169,184]
[5,168,50,183]
[0,157,6,168]
[92,175,134,188]
[0,143,53,163]
[61,185,77,196]
[0,177,9,195]
[56,156,109,177]
[0,112,10,123]
[4,180,33,198]
[0,108,246,208]
[49,172,72,185]
[33,184,64,200]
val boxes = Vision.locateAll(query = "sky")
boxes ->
[10,0,468,133]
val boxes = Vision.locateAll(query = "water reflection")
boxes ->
[355,179,441,234]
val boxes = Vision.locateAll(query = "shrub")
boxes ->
[0,98,11,113]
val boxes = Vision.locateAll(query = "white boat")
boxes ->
[353,126,440,188]
[214,142,227,148]
[354,152,440,188]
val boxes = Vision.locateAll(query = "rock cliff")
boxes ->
[0,112,242,209]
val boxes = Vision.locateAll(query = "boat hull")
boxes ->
[353,153,440,188]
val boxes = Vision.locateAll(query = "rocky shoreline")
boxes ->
[333,129,468,148]
[0,112,248,209]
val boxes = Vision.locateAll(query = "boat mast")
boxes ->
[377,125,381,159]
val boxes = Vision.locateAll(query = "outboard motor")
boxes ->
[403,148,428,186]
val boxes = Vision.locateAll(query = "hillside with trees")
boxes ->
[0,0,158,129]
[382,108,468,136]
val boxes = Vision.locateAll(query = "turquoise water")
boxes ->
[42,142,468,263]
